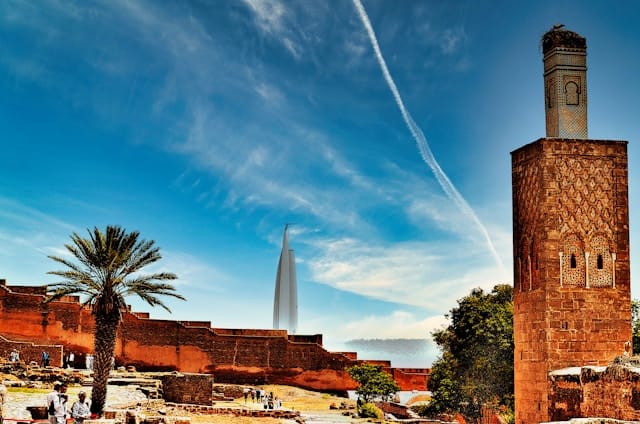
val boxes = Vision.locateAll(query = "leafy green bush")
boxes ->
[358,402,383,419]
[411,403,431,417]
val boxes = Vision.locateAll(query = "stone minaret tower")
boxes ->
[511,26,630,424]
[543,25,588,139]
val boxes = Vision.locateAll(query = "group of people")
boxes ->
[0,382,89,424]
[46,383,91,424]
[6,350,98,370]
[242,388,282,410]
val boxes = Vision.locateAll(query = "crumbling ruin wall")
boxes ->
[0,281,425,391]
[549,361,640,421]
[161,373,214,405]
[391,367,430,391]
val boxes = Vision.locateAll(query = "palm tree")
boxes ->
[45,225,185,416]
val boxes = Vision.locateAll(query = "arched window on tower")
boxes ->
[562,234,585,287]
[565,81,580,105]
[589,235,613,287]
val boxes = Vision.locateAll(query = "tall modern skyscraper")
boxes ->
[273,225,298,334]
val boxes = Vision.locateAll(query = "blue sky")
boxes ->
[1,0,639,368]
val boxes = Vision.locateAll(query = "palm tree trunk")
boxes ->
[90,311,120,416]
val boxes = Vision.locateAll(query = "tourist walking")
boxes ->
[46,383,68,424]
[70,391,91,424]
[41,351,50,367]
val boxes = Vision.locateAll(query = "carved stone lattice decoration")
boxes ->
[514,158,541,291]
[556,156,614,238]
[562,234,586,287]
[588,234,613,287]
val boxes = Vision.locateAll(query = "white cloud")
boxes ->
[415,21,467,58]
[339,311,448,339]
[306,236,510,311]
[145,250,232,292]
[241,0,303,59]
[440,27,466,55]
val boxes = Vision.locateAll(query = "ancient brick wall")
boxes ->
[161,373,214,405]
[0,282,423,392]
[391,368,429,391]
[0,334,63,366]
[548,364,640,421]
[512,138,631,424]
[375,402,412,419]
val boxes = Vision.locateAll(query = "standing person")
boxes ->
[85,354,94,371]
[70,391,90,424]
[46,383,67,424]
[0,381,7,424]
[68,352,75,369]
[41,351,50,367]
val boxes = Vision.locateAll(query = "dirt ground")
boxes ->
[188,385,359,423]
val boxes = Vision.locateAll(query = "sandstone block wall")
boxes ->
[0,281,426,392]
[549,363,640,421]
[162,373,214,405]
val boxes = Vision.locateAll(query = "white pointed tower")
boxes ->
[273,225,298,334]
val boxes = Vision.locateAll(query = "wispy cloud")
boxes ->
[306,235,510,311]
[415,23,467,56]
[440,27,466,55]
[339,311,448,339]
[0,197,75,233]
[146,251,231,292]
[241,0,302,59]
[352,0,503,272]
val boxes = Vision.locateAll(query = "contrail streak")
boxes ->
[352,0,504,270]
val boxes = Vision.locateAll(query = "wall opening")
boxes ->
[597,254,603,270]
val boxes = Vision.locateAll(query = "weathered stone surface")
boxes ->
[548,361,640,421]
[0,280,429,392]
[512,138,631,424]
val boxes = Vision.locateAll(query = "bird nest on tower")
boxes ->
[541,24,586,53]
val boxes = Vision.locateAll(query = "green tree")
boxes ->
[632,300,640,354]
[347,363,400,403]
[45,226,185,416]
[426,284,513,421]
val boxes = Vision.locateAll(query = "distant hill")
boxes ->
[344,338,436,368]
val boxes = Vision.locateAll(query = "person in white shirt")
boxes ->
[46,383,67,424]
[70,391,91,424]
